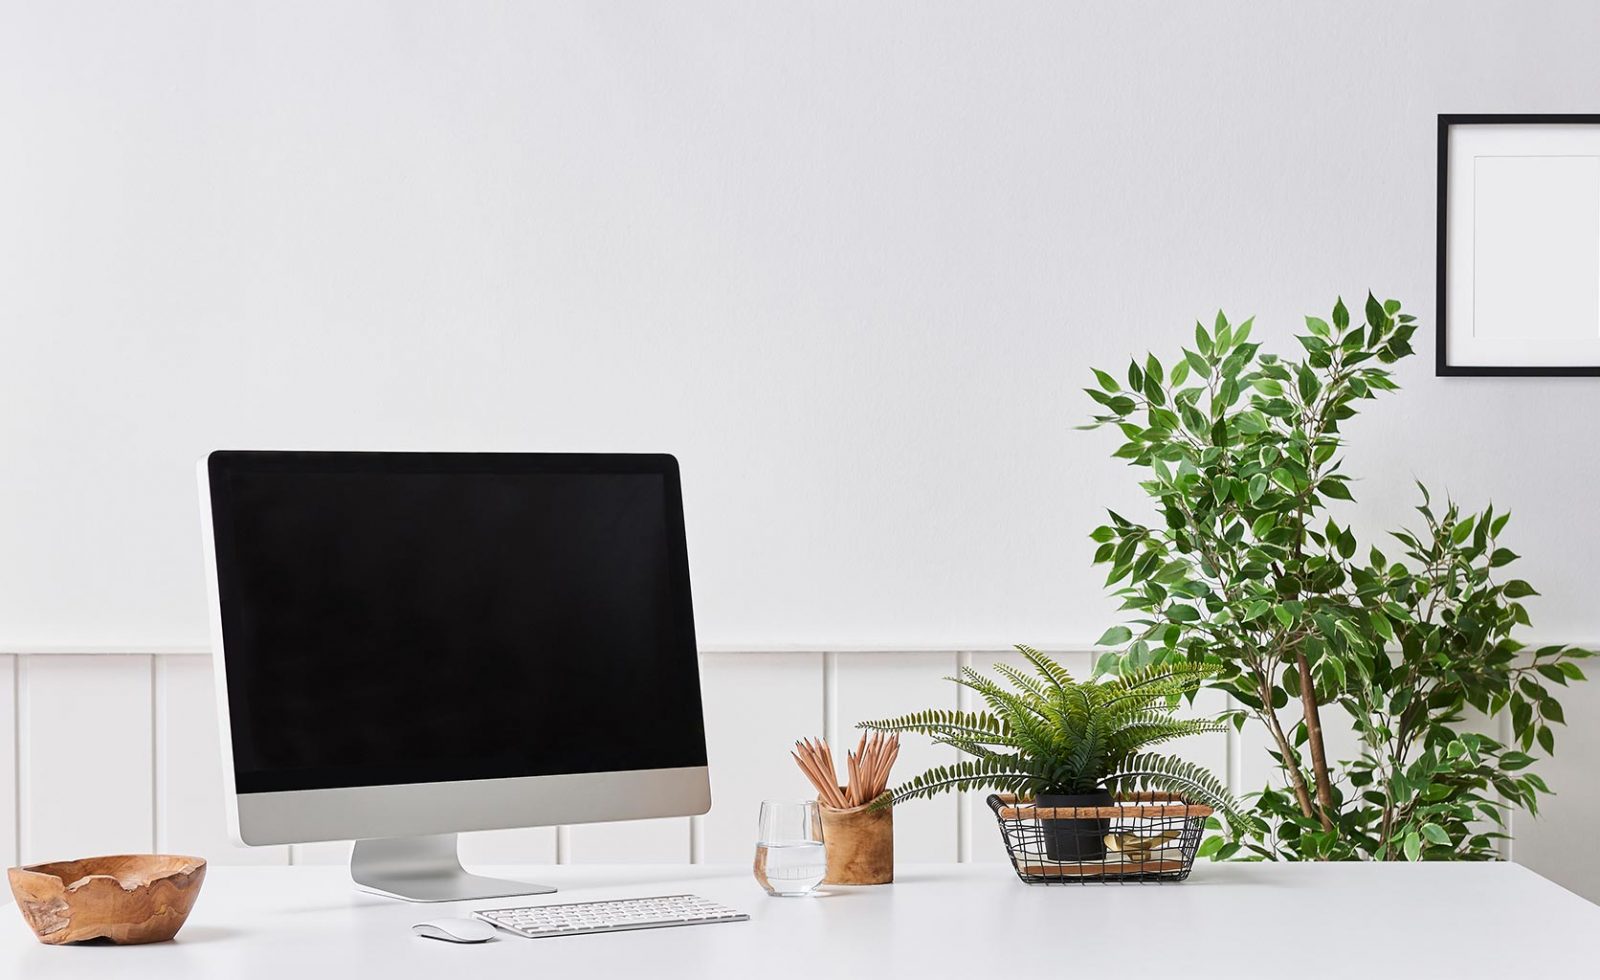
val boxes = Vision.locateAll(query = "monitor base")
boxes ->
[350,833,557,903]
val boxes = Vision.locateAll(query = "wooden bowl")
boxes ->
[8,854,207,945]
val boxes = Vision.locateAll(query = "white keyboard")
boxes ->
[474,894,749,939]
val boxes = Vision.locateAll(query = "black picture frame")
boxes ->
[1436,113,1600,377]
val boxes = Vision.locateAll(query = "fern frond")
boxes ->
[858,710,1013,746]
[1110,661,1213,696]
[1016,644,1075,695]
[1110,752,1242,819]
[1111,718,1231,756]
[990,662,1051,702]
[952,668,1057,754]
[887,757,1036,805]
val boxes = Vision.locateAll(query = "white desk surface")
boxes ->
[3,861,1595,978]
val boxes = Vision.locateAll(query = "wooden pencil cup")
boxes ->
[820,793,894,885]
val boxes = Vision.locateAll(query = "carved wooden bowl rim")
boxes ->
[10,854,207,891]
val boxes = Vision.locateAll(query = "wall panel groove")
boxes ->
[150,656,160,860]
[1,656,16,869]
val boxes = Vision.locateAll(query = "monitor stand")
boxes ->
[350,833,557,903]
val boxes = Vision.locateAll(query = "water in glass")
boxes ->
[754,800,826,896]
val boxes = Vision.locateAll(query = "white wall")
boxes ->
[4,1,1600,898]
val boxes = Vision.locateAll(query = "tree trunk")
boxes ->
[1296,652,1337,834]
[1259,678,1319,823]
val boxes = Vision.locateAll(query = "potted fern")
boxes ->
[860,646,1237,861]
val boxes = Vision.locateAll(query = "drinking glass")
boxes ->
[753,800,826,896]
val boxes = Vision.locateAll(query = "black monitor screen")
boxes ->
[206,452,707,794]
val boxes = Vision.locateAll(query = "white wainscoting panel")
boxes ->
[566,817,691,864]
[293,829,562,867]
[696,652,824,863]
[294,818,562,868]
[289,840,355,866]
[0,657,15,869]
[458,826,560,866]
[0,649,1558,890]
[19,655,154,863]
[831,651,960,862]
[156,655,288,865]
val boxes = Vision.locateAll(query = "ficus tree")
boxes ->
[1082,294,1593,860]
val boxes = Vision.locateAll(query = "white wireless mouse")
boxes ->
[412,917,499,943]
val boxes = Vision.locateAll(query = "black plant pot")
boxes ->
[1035,788,1114,862]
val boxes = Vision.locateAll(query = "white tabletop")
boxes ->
[3,862,1595,978]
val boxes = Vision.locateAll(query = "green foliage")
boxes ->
[859,646,1239,817]
[1082,294,1593,861]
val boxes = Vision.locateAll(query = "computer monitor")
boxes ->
[198,451,711,902]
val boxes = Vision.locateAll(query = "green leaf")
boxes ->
[1195,321,1213,357]
[1296,365,1320,403]
[1490,548,1519,568]
[1421,822,1450,847]
[1167,604,1201,623]
[1319,478,1353,501]
[1209,417,1229,446]
[1092,368,1120,393]
[1337,527,1357,559]
[1317,655,1346,692]
[1233,317,1254,347]
[1332,297,1349,331]
[1371,612,1394,642]
[1403,830,1421,862]
[1248,474,1268,503]
[1145,353,1164,387]
[1096,626,1133,647]
[1365,292,1386,330]
[1537,663,1568,686]
[1504,580,1539,598]
[1305,316,1331,338]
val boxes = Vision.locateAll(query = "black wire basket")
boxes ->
[987,792,1211,884]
